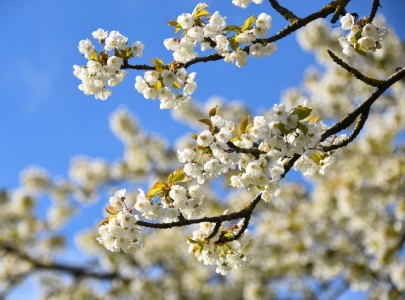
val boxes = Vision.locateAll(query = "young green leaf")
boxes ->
[168,169,191,184]
[198,118,213,127]
[172,81,181,89]
[223,25,241,33]
[208,106,217,117]
[193,9,210,18]
[229,35,240,51]
[277,123,293,134]
[297,122,308,135]
[308,116,320,123]
[146,181,166,198]
[99,215,117,226]
[241,15,257,31]
[192,2,209,16]
[167,21,179,26]
[291,107,312,120]
[239,116,250,133]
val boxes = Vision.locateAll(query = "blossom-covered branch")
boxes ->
[321,67,405,141]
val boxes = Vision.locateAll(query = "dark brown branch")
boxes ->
[121,60,154,71]
[183,53,224,69]
[369,0,382,22]
[327,50,384,87]
[318,107,370,152]
[321,67,405,142]
[268,0,300,23]
[136,192,262,229]
[207,221,222,239]
[219,216,251,243]
[281,154,301,179]
[0,243,122,280]
[227,141,266,157]
[331,0,349,23]
[262,0,350,44]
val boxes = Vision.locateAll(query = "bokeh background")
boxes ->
[1,0,405,299]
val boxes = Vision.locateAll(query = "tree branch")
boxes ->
[318,106,370,152]
[369,0,382,22]
[136,192,262,230]
[327,50,384,87]
[207,221,222,239]
[0,243,122,280]
[219,216,251,243]
[268,0,300,23]
[321,67,405,142]
[227,141,266,158]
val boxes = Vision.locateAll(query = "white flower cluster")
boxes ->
[97,189,144,253]
[134,68,197,109]
[134,184,205,221]
[232,0,263,9]
[165,9,277,67]
[189,221,252,275]
[74,29,145,100]
[179,103,345,201]
[339,13,388,57]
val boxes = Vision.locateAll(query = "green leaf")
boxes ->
[168,169,191,184]
[167,21,178,26]
[192,2,209,16]
[308,116,320,123]
[155,57,164,66]
[99,215,116,226]
[277,123,293,135]
[291,107,312,120]
[88,50,98,61]
[354,43,367,56]
[229,35,240,51]
[193,8,210,18]
[229,137,240,142]
[155,80,163,91]
[311,152,323,165]
[241,15,257,31]
[187,237,202,245]
[172,81,181,89]
[297,122,308,135]
[239,116,250,133]
[246,124,254,133]
[190,133,198,140]
[198,118,213,127]
[223,231,234,238]
[208,106,217,117]
[223,25,241,33]
[105,205,118,215]
[146,181,166,198]
[174,24,183,33]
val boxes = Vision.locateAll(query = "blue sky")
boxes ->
[2,0,404,299]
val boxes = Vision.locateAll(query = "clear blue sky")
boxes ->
[1,1,404,299]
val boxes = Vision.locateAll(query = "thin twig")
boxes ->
[369,0,382,22]
[327,50,384,87]
[268,0,300,23]
[207,221,222,239]
[219,216,251,243]
[318,106,370,152]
